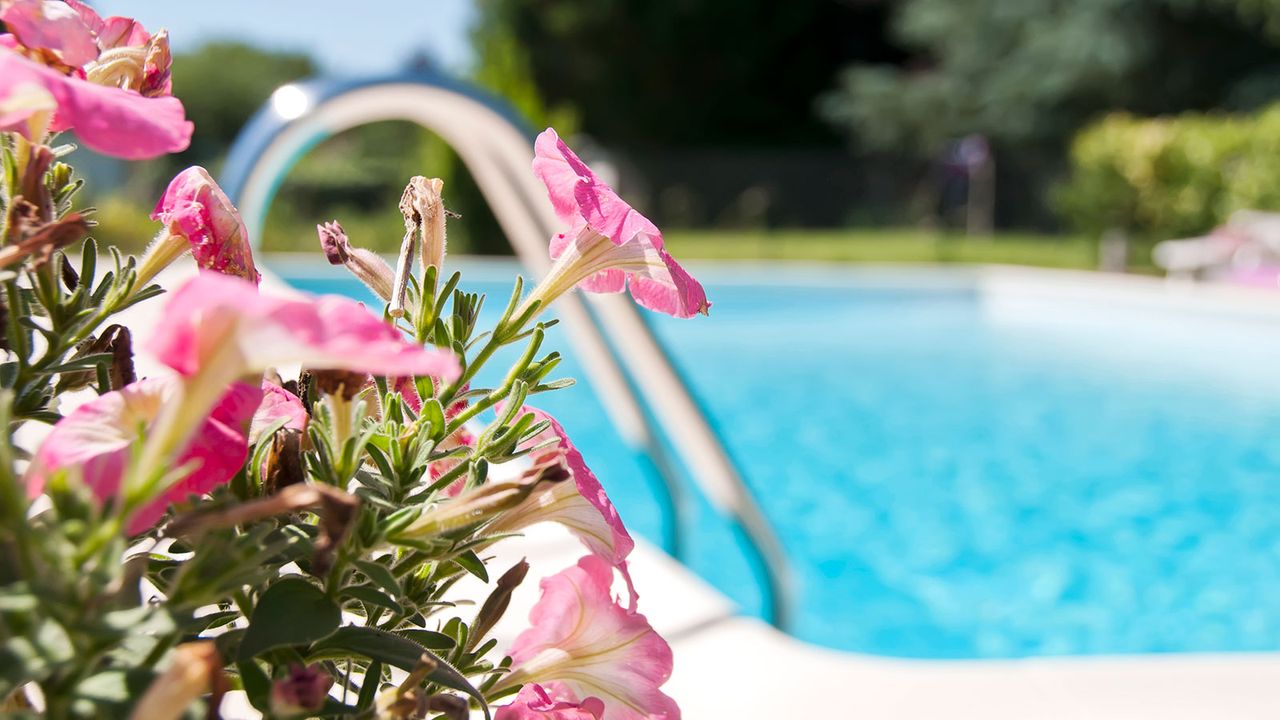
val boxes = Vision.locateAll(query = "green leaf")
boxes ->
[353,559,402,597]
[236,661,272,713]
[344,586,404,615]
[75,668,157,705]
[238,578,340,660]
[356,660,383,711]
[397,628,455,650]
[453,550,489,583]
[310,627,489,719]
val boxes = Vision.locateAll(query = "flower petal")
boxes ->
[507,556,678,720]
[24,377,260,534]
[533,128,661,249]
[496,684,605,720]
[249,381,307,444]
[0,46,191,159]
[146,273,461,382]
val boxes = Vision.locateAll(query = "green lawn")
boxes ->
[663,229,1115,270]
[88,192,1132,272]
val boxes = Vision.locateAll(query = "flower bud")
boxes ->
[318,220,396,301]
[471,559,530,647]
[270,664,334,716]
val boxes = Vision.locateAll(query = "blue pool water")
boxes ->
[277,261,1280,659]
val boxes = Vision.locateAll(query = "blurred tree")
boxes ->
[472,0,904,147]
[170,42,317,170]
[820,0,1280,155]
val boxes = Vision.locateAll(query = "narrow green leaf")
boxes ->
[353,559,402,597]
[236,660,272,712]
[356,660,383,711]
[452,550,488,583]
[396,629,455,650]
[344,585,404,615]
[310,627,489,719]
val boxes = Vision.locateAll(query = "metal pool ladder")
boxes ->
[220,73,794,630]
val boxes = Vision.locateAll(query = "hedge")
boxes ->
[1056,104,1280,239]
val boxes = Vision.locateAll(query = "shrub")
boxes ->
[1057,104,1280,239]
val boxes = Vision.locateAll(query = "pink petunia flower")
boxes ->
[146,272,461,385]
[523,129,708,319]
[502,556,679,720]
[144,167,260,285]
[488,406,637,605]
[0,43,190,158]
[496,684,605,720]
[24,377,261,535]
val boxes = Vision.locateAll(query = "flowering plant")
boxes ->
[0,4,706,719]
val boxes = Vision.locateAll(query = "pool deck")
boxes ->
[126,262,1280,719]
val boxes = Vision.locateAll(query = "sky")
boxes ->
[97,1,477,76]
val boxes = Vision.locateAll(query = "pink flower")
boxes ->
[249,381,307,444]
[503,556,678,720]
[25,378,261,535]
[0,0,98,67]
[488,406,636,604]
[146,272,461,384]
[496,684,605,720]
[0,44,190,158]
[146,167,259,285]
[525,129,708,319]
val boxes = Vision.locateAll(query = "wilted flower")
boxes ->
[521,129,709,320]
[319,220,395,301]
[0,6,191,158]
[500,556,678,720]
[24,378,262,535]
[141,167,259,286]
[400,175,448,273]
[270,664,334,716]
[496,684,605,720]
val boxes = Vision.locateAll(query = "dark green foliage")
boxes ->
[821,0,1280,155]
[473,0,902,147]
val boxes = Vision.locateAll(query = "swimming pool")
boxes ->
[274,259,1280,660]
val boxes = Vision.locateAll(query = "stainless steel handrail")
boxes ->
[220,74,793,628]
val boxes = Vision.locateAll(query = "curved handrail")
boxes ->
[220,73,793,628]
